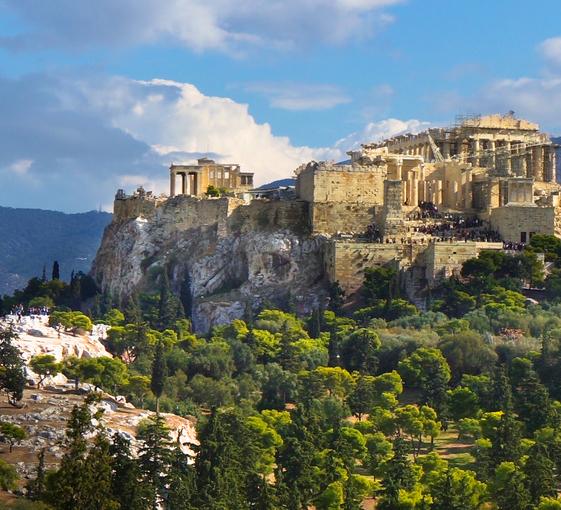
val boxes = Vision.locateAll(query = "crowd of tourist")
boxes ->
[9,304,50,322]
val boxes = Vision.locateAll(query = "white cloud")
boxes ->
[1,0,404,54]
[539,37,561,66]
[7,159,33,176]
[82,78,341,186]
[334,118,431,151]
[245,82,351,111]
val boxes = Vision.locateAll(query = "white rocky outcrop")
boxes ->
[1,315,111,362]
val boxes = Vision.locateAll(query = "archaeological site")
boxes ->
[92,113,561,331]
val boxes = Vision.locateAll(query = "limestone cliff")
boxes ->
[91,196,328,332]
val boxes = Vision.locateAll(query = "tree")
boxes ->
[427,467,487,510]
[108,432,143,510]
[0,458,18,491]
[0,422,26,452]
[151,340,167,414]
[447,386,479,422]
[137,415,175,510]
[0,325,26,407]
[340,328,380,374]
[29,354,61,389]
[378,438,418,510]
[44,398,119,510]
[490,461,530,510]
[398,347,451,416]
[28,448,47,501]
[51,261,60,281]
[347,374,377,420]
[523,443,556,506]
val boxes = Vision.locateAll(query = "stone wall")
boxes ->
[424,241,502,286]
[310,203,379,235]
[324,241,403,296]
[490,205,555,243]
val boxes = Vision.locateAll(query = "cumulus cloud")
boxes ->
[244,82,351,111]
[334,118,431,151]
[0,0,403,54]
[0,73,343,211]
[539,37,561,67]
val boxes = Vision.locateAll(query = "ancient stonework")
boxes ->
[93,113,561,331]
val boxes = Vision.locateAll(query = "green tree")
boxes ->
[0,422,26,452]
[490,461,530,510]
[426,467,487,510]
[44,398,119,510]
[151,340,167,414]
[340,328,380,374]
[0,325,26,406]
[51,261,60,281]
[29,354,61,389]
[447,386,480,422]
[398,347,451,416]
[0,458,19,491]
[523,443,556,506]
[137,415,175,510]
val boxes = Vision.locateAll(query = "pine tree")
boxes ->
[28,448,46,501]
[109,432,143,510]
[151,340,167,415]
[0,325,26,407]
[137,415,174,510]
[378,438,417,510]
[44,398,119,510]
[52,261,60,280]
[524,443,556,505]
[125,293,142,324]
[490,410,522,467]
[491,364,513,412]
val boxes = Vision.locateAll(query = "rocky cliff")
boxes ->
[92,195,328,332]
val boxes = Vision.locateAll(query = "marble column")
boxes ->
[170,170,176,197]
[181,173,187,195]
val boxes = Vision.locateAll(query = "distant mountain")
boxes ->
[258,178,296,190]
[0,207,112,295]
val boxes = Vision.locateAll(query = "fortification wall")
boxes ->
[324,241,407,296]
[299,167,386,204]
[227,199,309,234]
[114,197,161,221]
[490,205,555,242]
[311,203,379,235]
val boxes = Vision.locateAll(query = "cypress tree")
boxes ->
[491,364,513,412]
[28,448,46,501]
[151,340,167,415]
[0,324,26,407]
[52,260,60,280]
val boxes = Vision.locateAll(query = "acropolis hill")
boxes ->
[92,113,561,331]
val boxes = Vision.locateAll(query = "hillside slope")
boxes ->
[0,207,111,295]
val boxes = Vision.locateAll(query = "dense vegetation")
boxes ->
[4,235,561,508]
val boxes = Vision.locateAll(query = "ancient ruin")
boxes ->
[93,113,561,329]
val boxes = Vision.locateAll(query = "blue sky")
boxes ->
[0,0,561,211]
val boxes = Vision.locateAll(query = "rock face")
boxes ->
[92,196,328,332]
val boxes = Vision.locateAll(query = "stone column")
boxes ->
[532,146,544,181]
[471,139,480,166]
[488,140,496,168]
[504,141,512,174]
[170,170,176,197]
[181,172,187,195]
[442,141,450,159]
[395,158,403,180]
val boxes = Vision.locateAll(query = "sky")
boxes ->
[1,0,561,212]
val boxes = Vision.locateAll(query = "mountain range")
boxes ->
[0,207,112,295]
